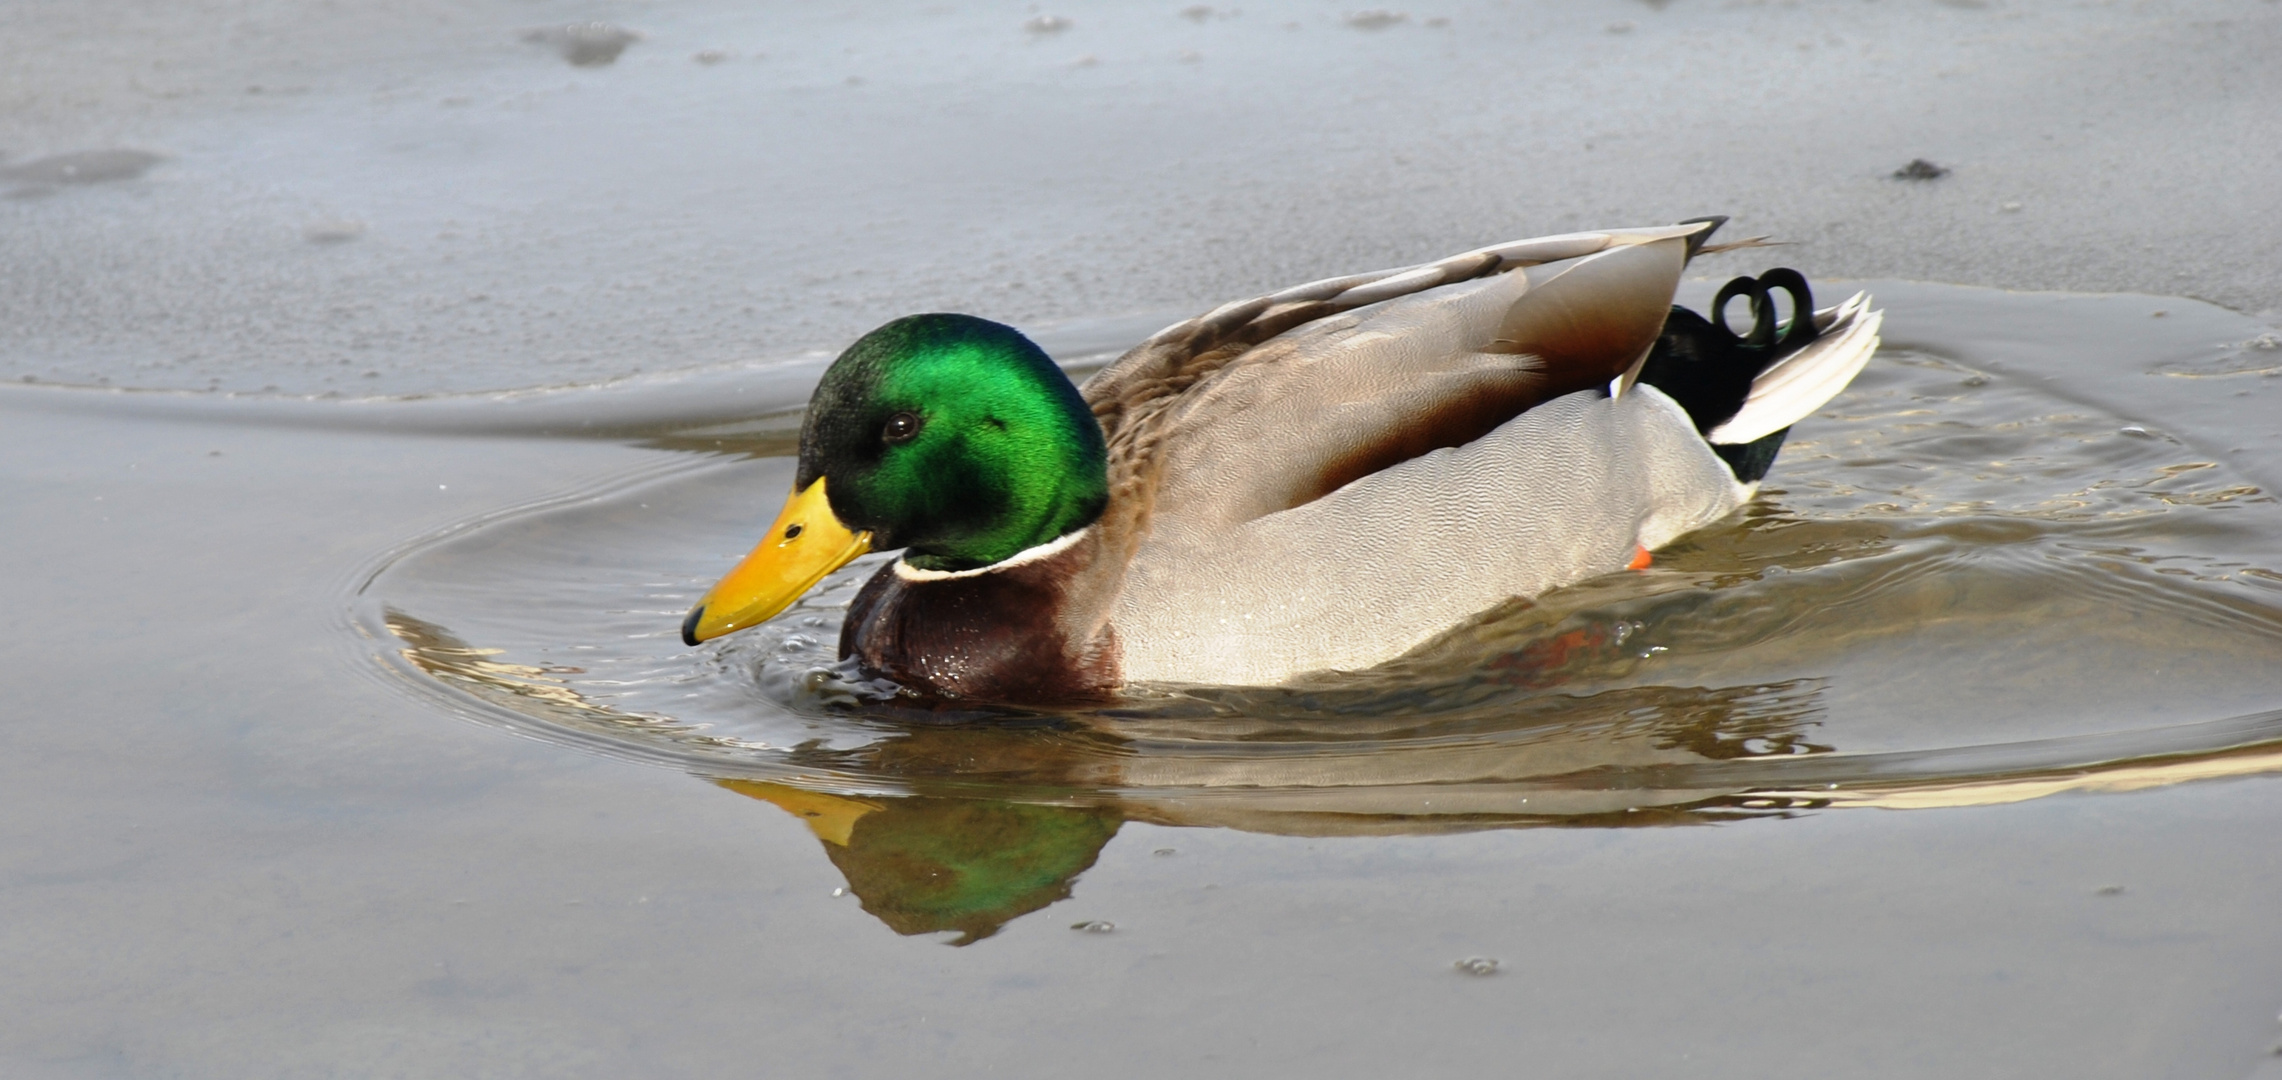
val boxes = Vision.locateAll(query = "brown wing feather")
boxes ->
[1078,229,1706,545]
[1295,245,1695,504]
[1296,366,1550,507]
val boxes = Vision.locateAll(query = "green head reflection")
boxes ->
[724,780,1121,945]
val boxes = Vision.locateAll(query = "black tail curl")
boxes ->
[1635,268,1822,483]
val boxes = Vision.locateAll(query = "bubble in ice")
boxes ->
[1454,956,1499,976]
[1070,920,1114,933]
[1344,10,1408,30]
[523,23,643,67]
[1,149,165,186]
[303,220,366,244]
[1024,14,1072,33]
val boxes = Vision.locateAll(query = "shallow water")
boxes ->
[345,282,2282,943]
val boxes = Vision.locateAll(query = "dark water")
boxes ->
[357,285,2282,943]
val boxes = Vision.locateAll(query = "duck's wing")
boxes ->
[1078,224,1713,539]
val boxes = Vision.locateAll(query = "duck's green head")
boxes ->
[683,314,1108,645]
[796,314,1109,567]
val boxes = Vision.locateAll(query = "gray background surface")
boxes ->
[6,2,2282,1078]
[4,0,2278,394]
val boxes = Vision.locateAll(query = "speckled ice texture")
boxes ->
[2,0,2276,395]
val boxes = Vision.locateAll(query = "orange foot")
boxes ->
[1626,545,1652,571]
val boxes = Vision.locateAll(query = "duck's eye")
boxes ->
[882,411,922,444]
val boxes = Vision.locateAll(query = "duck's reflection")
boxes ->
[380,607,2282,944]
[714,678,1829,943]
[723,782,1119,945]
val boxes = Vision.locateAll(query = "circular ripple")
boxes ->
[356,346,2282,831]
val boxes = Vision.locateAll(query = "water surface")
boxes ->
[7,278,2282,1080]
[355,282,2282,942]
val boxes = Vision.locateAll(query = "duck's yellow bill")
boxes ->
[682,479,872,645]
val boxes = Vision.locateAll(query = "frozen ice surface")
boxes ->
[1,0,2276,395]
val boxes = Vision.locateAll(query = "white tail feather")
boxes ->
[1704,292,1882,445]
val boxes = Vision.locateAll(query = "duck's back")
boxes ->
[1082,227,1703,537]
[1078,226,1743,685]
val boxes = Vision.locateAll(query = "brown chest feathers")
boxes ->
[838,537,1122,704]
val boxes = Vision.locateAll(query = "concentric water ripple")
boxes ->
[356,335,2282,836]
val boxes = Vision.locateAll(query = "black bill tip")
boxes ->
[1676,215,1728,259]
[680,605,705,647]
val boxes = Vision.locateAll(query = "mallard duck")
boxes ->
[680,219,1882,702]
